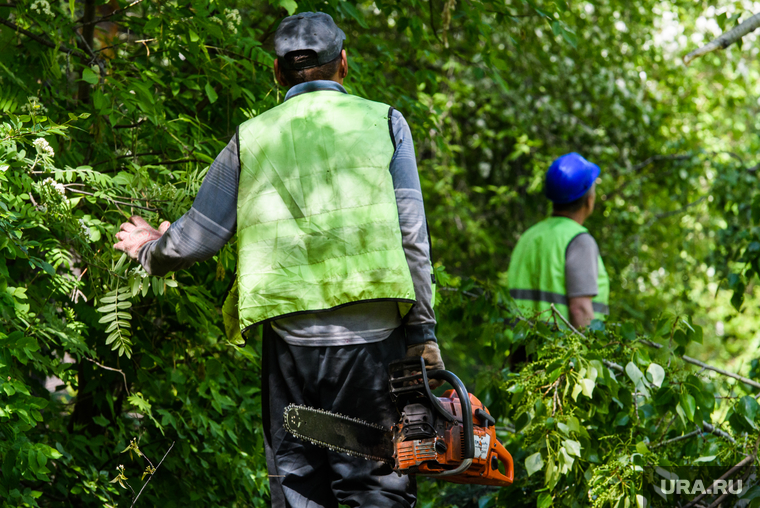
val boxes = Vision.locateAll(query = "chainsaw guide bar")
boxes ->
[283,404,395,464]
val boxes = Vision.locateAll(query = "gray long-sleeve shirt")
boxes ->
[138,80,436,347]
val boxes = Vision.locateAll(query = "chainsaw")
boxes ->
[283,357,514,486]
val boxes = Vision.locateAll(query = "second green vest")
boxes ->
[507,217,609,322]
[235,90,416,334]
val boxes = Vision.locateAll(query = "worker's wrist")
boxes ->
[404,324,436,347]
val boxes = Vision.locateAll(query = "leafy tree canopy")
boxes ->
[2,0,760,507]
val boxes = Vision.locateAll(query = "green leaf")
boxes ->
[537,493,553,508]
[693,456,716,463]
[737,396,759,428]
[98,313,119,324]
[204,82,219,104]
[680,392,696,421]
[625,362,650,396]
[93,415,109,426]
[278,0,298,15]
[339,1,368,29]
[82,68,98,85]
[561,26,578,48]
[525,452,544,477]
[563,439,581,457]
[646,363,665,388]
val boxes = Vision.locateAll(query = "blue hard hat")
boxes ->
[544,153,601,204]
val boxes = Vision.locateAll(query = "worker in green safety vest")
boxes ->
[113,12,440,508]
[507,153,609,328]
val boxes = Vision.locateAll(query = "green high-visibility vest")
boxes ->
[507,216,609,322]
[234,90,416,334]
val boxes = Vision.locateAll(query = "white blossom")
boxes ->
[78,218,92,240]
[21,96,48,115]
[41,177,68,203]
[31,0,53,17]
[33,138,54,157]
[224,8,241,34]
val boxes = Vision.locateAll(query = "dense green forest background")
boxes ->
[3,0,760,507]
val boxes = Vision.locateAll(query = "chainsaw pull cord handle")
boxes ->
[424,369,474,477]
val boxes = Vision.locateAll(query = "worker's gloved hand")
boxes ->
[406,341,445,389]
[114,216,171,260]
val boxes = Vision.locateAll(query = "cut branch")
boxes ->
[684,12,760,65]
[0,18,87,58]
[639,339,760,390]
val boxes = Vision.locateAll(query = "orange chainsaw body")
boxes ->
[392,390,514,486]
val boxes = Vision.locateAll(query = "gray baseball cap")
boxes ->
[274,12,346,70]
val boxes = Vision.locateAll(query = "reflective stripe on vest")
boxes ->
[235,91,416,332]
[507,216,610,322]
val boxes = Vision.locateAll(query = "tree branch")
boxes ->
[639,339,760,390]
[75,0,148,28]
[68,189,159,212]
[605,154,691,200]
[0,18,88,58]
[684,13,760,65]
[547,304,760,395]
[644,196,709,228]
[682,454,756,508]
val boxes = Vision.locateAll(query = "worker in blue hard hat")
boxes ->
[507,153,610,328]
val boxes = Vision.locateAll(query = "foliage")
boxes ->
[2,0,760,507]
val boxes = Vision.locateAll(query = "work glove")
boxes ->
[406,341,445,389]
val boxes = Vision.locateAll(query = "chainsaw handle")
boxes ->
[426,369,474,463]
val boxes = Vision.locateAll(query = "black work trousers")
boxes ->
[262,324,417,508]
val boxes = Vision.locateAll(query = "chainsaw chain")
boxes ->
[283,404,394,465]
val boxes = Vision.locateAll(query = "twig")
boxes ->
[550,304,584,336]
[145,158,200,166]
[428,0,442,43]
[63,184,173,203]
[68,189,159,212]
[85,357,130,396]
[550,305,625,374]
[92,151,163,167]
[645,196,708,227]
[702,422,735,444]
[651,422,735,448]
[605,154,691,200]
[76,0,148,28]
[129,441,174,508]
[604,359,624,372]
[0,18,88,58]
[639,339,760,390]
[684,12,760,65]
[113,120,146,129]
